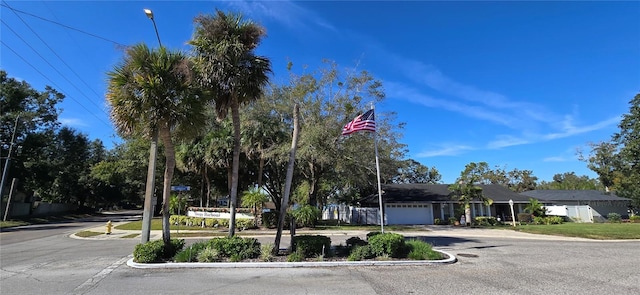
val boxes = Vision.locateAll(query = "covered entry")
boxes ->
[385,203,433,225]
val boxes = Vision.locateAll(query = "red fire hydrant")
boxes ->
[105,220,113,235]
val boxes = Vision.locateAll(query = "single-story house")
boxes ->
[357,183,530,225]
[520,190,633,221]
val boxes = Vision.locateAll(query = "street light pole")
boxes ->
[140,8,163,243]
[509,199,516,227]
[144,9,162,47]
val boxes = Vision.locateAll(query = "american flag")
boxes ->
[342,109,376,135]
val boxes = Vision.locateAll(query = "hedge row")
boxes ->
[134,232,443,263]
[168,215,254,229]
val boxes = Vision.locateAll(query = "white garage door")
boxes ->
[385,204,433,225]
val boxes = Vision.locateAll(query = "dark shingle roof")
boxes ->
[520,190,631,202]
[359,183,529,205]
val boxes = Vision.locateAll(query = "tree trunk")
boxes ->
[257,154,264,188]
[465,204,472,226]
[200,166,205,208]
[274,103,300,255]
[308,162,318,207]
[228,101,241,237]
[205,165,211,207]
[159,125,176,245]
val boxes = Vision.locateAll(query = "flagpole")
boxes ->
[372,104,384,233]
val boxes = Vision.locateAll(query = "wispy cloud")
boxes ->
[59,117,88,127]
[486,135,531,149]
[226,0,336,32]
[543,156,568,162]
[379,50,622,153]
[385,81,512,126]
[543,115,621,140]
[416,144,474,157]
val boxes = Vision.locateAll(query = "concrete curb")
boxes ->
[126,249,456,269]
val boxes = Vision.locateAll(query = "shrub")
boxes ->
[474,216,497,226]
[630,215,640,223]
[208,236,261,260]
[287,249,305,262]
[367,233,406,258]
[533,216,545,225]
[205,218,218,227]
[133,239,184,263]
[218,219,229,227]
[133,240,165,263]
[191,217,204,227]
[291,205,322,227]
[544,216,564,225]
[292,235,331,258]
[346,236,367,248]
[366,231,382,240]
[448,217,458,225]
[406,240,441,260]
[169,215,180,225]
[178,215,189,225]
[165,239,185,258]
[236,218,254,230]
[261,211,278,228]
[607,213,622,223]
[518,213,533,223]
[260,243,275,262]
[174,241,208,262]
[347,245,376,261]
[197,247,221,262]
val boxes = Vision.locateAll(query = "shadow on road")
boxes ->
[404,235,480,247]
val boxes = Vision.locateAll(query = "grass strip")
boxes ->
[514,222,640,239]
[75,231,104,238]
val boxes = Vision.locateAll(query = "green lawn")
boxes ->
[513,222,640,240]
[75,231,105,238]
[114,219,208,231]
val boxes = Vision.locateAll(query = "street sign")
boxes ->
[171,185,191,191]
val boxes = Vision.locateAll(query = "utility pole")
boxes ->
[1,116,20,204]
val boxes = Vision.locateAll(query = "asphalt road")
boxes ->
[1,213,639,295]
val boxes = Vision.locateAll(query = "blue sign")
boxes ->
[171,185,191,191]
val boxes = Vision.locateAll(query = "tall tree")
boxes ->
[579,141,618,192]
[1,70,63,199]
[507,169,538,193]
[106,43,204,245]
[449,162,493,226]
[612,93,640,207]
[537,172,602,190]
[190,10,272,236]
[393,159,441,184]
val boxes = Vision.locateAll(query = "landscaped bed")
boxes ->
[130,232,453,267]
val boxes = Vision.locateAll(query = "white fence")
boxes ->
[545,205,604,223]
[322,204,381,225]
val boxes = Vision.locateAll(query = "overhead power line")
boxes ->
[0,1,126,48]
[1,19,110,119]
[1,40,113,129]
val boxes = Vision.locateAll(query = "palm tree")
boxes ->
[241,186,269,227]
[524,198,546,217]
[190,10,272,236]
[106,43,205,245]
[448,181,493,226]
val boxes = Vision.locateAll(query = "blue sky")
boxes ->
[2,1,639,184]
